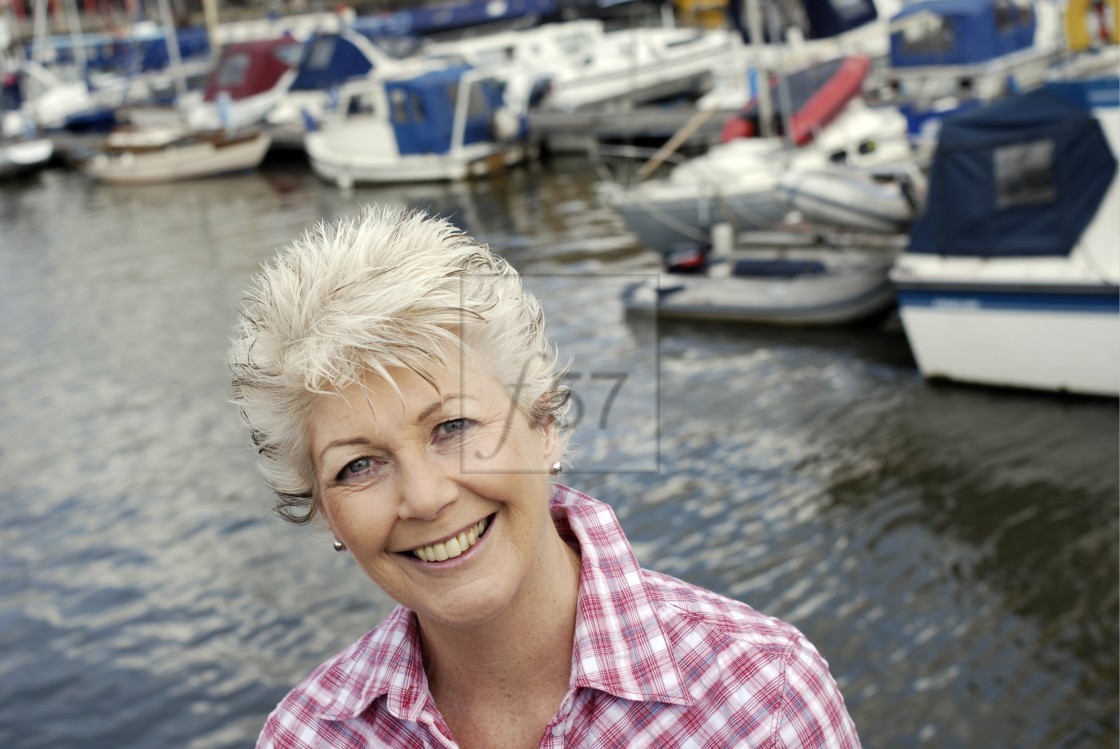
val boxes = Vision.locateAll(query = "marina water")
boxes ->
[1,155,1116,748]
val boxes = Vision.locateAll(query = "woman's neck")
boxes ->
[418,531,582,709]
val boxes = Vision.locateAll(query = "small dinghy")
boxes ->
[622,226,903,326]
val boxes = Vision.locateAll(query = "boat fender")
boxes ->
[666,246,709,273]
[490,106,520,142]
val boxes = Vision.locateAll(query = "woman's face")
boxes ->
[307,361,561,629]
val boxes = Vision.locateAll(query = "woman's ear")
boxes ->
[539,417,562,467]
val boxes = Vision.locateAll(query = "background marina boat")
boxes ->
[76,125,272,184]
[621,224,903,325]
[0,135,52,179]
[124,35,304,133]
[304,65,525,186]
[777,162,925,233]
[602,95,913,254]
[877,0,1062,142]
[528,22,736,112]
[264,22,434,148]
[891,77,1120,396]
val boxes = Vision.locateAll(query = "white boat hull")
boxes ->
[778,169,916,233]
[80,131,271,185]
[895,284,1120,396]
[307,138,520,185]
[0,138,54,179]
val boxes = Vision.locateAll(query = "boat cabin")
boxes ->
[909,79,1118,257]
[889,0,1036,68]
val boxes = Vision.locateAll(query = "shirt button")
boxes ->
[551,723,564,737]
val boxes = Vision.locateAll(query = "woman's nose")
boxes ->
[395,453,458,521]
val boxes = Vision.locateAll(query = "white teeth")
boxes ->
[411,517,489,562]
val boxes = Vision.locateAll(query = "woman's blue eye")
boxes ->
[438,418,470,438]
[339,457,372,481]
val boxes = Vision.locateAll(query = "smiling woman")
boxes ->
[228,206,862,748]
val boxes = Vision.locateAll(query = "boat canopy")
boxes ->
[908,81,1118,257]
[890,0,1036,67]
[290,32,374,91]
[385,66,504,155]
[289,28,424,92]
[203,36,303,102]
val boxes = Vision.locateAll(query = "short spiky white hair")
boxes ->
[228,205,570,524]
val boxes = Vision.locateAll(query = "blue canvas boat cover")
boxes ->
[890,0,1035,67]
[386,66,504,155]
[908,80,1118,257]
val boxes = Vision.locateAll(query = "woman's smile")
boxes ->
[404,513,495,564]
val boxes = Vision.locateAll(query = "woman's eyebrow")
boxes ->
[319,437,373,462]
[415,394,476,424]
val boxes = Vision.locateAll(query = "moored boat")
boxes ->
[777,165,924,234]
[0,137,54,179]
[604,97,912,254]
[77,126,272,184]
[891,77,1120,396]
[622,226,903,325]
[304,65,525,186]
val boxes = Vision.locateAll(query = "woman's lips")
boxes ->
[408,515,492,562]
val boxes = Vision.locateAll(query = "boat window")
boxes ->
[858,140,877,155]
[410,93,426,123]
[994,0,1019,31]
[215,53,251,87]
[465,81,492,119]
[276,43,304,68]
[995,139,1056,209]
[391,89,409,123]
[347,91,377,116]
[306,37,337,70]
[899,16,955,55]
[829,149,849,163]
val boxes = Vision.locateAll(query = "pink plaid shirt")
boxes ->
[258,484,861,748]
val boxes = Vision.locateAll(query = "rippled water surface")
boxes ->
[1,156,1117,748]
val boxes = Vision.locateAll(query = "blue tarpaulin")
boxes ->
[908,81,1118,257]
[890,0,1035,67]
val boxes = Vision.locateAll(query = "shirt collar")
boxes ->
[315,483,692,721]
[315,605,431,722]
[552,484,693,707]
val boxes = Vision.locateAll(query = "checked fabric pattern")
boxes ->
[258,484,861,748]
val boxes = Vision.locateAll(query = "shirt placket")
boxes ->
[538,690,577,748]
